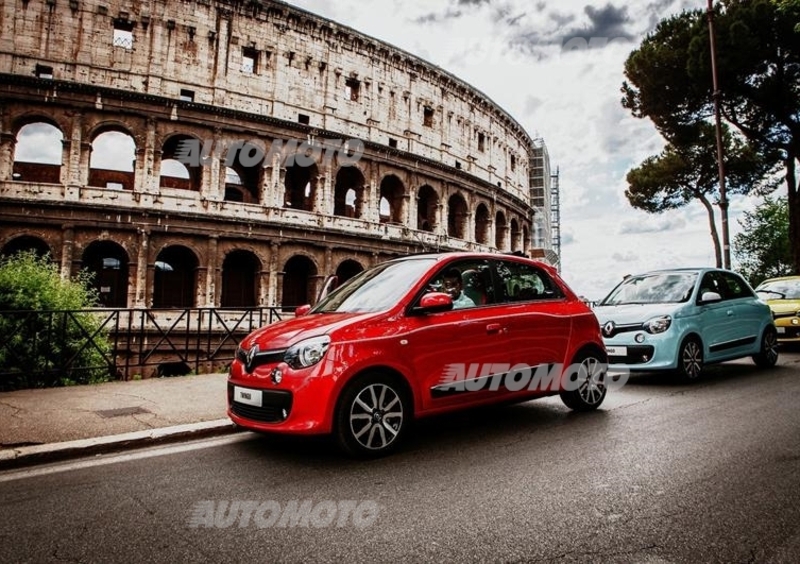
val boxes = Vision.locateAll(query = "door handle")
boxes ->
[486,323,502,334]
[727,310,734,316]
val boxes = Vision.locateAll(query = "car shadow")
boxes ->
[233,397,611,465]
[620,358,793,389]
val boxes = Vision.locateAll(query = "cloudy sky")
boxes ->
[285,0,764,300]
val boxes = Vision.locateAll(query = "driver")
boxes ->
[442,267,476,309]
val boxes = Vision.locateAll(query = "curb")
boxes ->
[0,419,243,471]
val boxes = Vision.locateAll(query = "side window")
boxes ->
[425,259,493,309]
[493,260,562,303]
[699,272,730,301]
[721,272,753,299]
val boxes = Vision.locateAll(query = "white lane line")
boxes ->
[0,433,255,483]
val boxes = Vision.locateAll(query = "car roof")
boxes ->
[758,275,800,284]
[630,267,729,276]
[387,251,552,267]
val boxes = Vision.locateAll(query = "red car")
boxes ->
[228,252,607,457]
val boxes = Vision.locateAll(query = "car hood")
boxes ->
[765,298,800,315]
[593,302,683,325]
[243,311,379,350]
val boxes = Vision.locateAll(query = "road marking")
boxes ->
[0,433,255,483]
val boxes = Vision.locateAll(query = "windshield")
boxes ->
[311,257,436,313]
[756,279,800,299]
[600,272,698,306]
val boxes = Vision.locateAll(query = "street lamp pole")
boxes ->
[707,0,731,269]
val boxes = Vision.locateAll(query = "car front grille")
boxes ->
[777,327,800,339]
[609,345,655,365]
[228,385,293,423]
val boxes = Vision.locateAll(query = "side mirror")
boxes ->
[294,304,312,317]
[700,291,722,303]
[414,292,453,314]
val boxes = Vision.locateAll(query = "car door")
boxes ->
[401,258,517,412]
[716,271,763,355]
[489,258,572,393]
[696,271,744,361]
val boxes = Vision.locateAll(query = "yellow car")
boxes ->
[755,276,800,343]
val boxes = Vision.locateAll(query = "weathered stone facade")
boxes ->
[0,0,552,308]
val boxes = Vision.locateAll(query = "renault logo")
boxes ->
[602,321,615,338]
[246,344,259,372]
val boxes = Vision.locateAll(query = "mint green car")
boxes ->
[593,268,778,381]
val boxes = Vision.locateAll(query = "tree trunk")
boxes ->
[698,193,722,267]
[787,155,799,273]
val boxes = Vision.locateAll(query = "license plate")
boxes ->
[777,327,786,334]
[234,386,262,407]
[606,346,628,357]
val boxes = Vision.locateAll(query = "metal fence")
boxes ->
[0,307,290,389]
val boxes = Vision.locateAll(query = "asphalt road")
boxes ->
[1,353,800,563]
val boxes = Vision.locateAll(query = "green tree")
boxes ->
[0,251,113,390]
[734,197,792,286]
[622,1,800,269]
[626,122,775,267]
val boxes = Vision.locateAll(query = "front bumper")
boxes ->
[775,319,800,342]
[604,329,678,371]
[227,355,339,435]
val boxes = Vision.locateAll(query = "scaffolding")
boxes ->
[528,142,561,270]
[548,167,561,271]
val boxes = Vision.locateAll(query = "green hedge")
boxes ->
[0,251,113,390]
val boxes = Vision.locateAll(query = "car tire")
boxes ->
[559,350,607,411]
[752,326,779,368]
[334,372,410,458]
[676,336,703,382]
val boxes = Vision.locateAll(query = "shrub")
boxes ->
[0,251,113,390]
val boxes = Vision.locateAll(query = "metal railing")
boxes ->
[0,306,291,389]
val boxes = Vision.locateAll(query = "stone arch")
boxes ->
[447,192,468,240]
[474,203,491,245]
[153,245,199,308]
[1,235,51,258]
[224,141,264,203]
[335,259,364,285]
[81,240,130,307]
[284,159,319,211]
[379,174,404,223]
[495,211,508,250]
[282,254,318,308]
[417,184,439,232]
[88,126,137,191]
[160,134,203,191]
[12,121,64,183]
[334,166,366,219]
[221,249,261,307]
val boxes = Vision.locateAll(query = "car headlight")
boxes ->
[643,315,672,334]
[284,336,331,369]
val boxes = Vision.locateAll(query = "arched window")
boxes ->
[89,130,136,190]
[282,256,318,308]
[13,122,63,183]
[153,246,198,308]
[82,241,129,307]
[221,250,261,307]
[334,167,366,218]
[447,193,468,240]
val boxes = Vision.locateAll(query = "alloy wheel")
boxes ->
[348,383,405,451]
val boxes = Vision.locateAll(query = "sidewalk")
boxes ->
[0,373,240,469]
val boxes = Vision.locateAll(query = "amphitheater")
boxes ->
[0,0,557,310]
